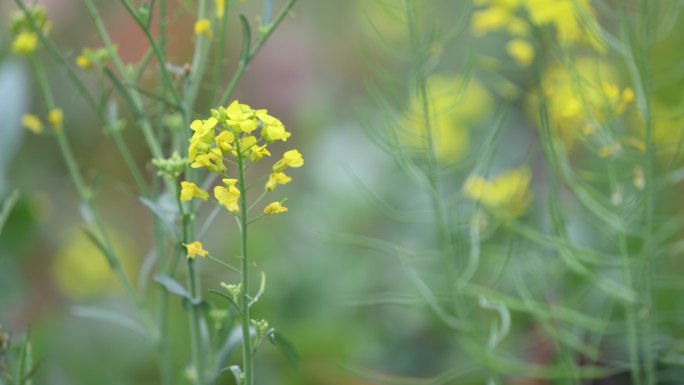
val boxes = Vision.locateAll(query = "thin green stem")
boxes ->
[235,138,253,385]
[175,184,205,385]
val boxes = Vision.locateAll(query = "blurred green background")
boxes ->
[2,1,684,384]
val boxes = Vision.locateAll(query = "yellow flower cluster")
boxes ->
[463,166,533,218]
[9,6,51,56]
[21,108,64,134]
[471,0,605,67]
[181,100,303,214]
[532,59,635,152]
[400,74,494,165]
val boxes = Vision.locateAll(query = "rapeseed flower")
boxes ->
[186,241,209,260]
[180,181,209,201]
[264,202,288,215]
[11,32,38,55]
[506,39,534,67]
[464,166,532,218]
[214,178,241,213]
[265,172,291,191]
[273,150,304,172]
[194,19,212,38]
[400,74,493,164]
[22,114,43,134]
[48,108,64,132]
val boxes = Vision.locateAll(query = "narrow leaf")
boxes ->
[72,306,147,337]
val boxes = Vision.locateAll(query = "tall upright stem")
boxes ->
[235,141,253,385]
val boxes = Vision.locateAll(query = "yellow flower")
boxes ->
[463,166,532,218]
[531,59,633,151]
[506,39,534,67]
[12,32,38,55]
[22,114,43,134]
[273,150,304,172]
[257,110,291,142]
[214,178,240,213]
[191,148,225,173]
[186,241,209,260]
[189,118,218,160]
[265,172,292,191]
[48,108,64,132]
[250,144,271,161]
[216,0,225,19]
[471,7,510,36]
[194,18,212,38]
[215,130,235,153]
[264,202,288,215]
[225,100,257,133]
[400,74,493,164]
[76,54,92,69]
[180,181,209,201]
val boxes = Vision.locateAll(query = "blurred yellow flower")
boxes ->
[214,178,241,213]
[532,59,634,151]
[216,0,225,19]
[76,54,92,69]
[400,74,494,165]
[11,32,38,55]
[506,39,534,67]
[48,108,64,132]
[464,166,532,218]
[265,172,292,192]
[194,19,212,38]
[52,229,136,299]
[264,202,288,215]
[257,110,291,142]
[186,241,209,260]
[180,181,209,201]
[22,114,43,134]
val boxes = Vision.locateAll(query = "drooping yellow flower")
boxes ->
[257,110,291,142]
[180,181,209,201]
[22,114,43,134]
[273,150,304,172]
[191,148,225,173]
[214,178,240,213]
[12,32,38,55]
[48,108,64,132]
[265,172,292,191]
[186,241,209,260]
[194,18,212,38]
[506,39,534,67]
[264,202,288,215]
[463,166,532,218]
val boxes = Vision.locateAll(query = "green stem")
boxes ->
[175,185,205,385]
[235,138,253,385]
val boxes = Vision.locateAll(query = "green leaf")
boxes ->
[154,275,201,305]
[139,197,179,238]
[72,306,147,337]
[269,331,298,369]
[239,14,251,65]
